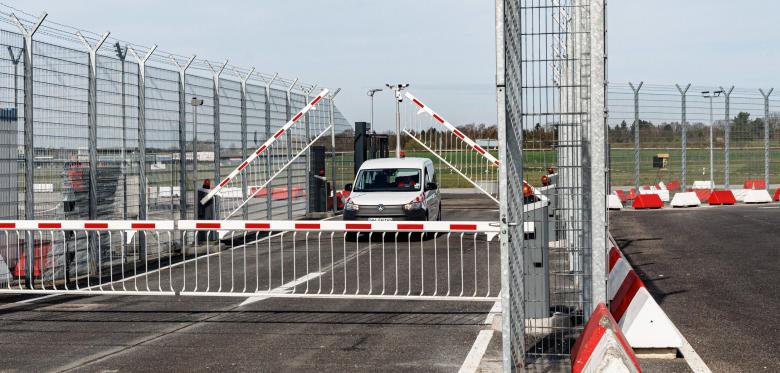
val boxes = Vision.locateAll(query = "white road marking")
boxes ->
[238,271,325,307]
[673,325,712,373]
[483,298,501,325]
[758,206,780,209]
[458,330,494,373]
[0,293,61,310]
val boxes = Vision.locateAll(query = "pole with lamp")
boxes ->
[386,84,409,158]
[701,89,723,189]
[367,88,382,130]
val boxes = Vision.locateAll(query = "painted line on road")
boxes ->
[483,298,501,325]
[458,330,494,373]
[673,324,712,373]
[0,214,344,310]
[239,271,324,307]
[239,227,375,307]
[0,293,61,311]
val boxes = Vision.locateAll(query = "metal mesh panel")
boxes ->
[608,84,780,191]
[0,7,351,286]
[502,0,603,366]
[218,78,243,214]
[32,40,88,221]
[0,29,23,220]
[96,54,138,220]
[243,82,269,219]
[144,65,180,220]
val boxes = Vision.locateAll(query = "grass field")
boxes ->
[32,147,775,196]
[340,147,780,189]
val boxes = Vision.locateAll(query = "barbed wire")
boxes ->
[0,2,318,93]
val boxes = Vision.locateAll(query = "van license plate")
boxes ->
[368,217,393,221]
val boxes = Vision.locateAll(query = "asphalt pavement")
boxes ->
[610,204,780,373]
[0,193,502,372]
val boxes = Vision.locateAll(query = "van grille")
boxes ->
[356,204,404,216]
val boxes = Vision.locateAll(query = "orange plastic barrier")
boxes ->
[709,190,736,205]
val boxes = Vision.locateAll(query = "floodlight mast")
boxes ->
[386,84,409,158]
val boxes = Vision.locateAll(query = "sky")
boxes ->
[7,0,780,131]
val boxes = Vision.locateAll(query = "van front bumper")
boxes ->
[343,208,427,221]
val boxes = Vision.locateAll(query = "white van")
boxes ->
[343,157,441,221]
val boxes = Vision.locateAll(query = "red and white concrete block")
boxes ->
[639,189,669,202]
[670,192,701,208]
[571,303,642,373]
[743,189,772,204]
[608,193,624,210]
[610,270,682,350]
[607,235,682,352]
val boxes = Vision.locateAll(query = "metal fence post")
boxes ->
[114,43,128,219]
[76,31,109,224]
[11,12,47,288]
[328,89,341,214]
[760,88,774,187]
[128,45,156,257]
[285,78,299,219]
[76,31,109,276]
[234,67,255,220]
[7,46,21,114]
[303,84,317,214]
[676,84,691,190]
[629,82,643,190]
[495,1,517,369]
[721,86,734,189]
[206,60,228,217]
[589,0,608,311]
[171,55,195,219]
[263,74,278,219]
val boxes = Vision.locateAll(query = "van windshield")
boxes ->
[353,168,422,192]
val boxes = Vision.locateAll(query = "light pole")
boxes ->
[386,84,409,158]
[702,90,723,188]
[367,88,382,130]
[191,97,204,219]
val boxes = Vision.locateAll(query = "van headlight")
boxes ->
[345,201,359,211]
[403,201,423,211]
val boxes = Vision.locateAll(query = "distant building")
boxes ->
[476,139,498,149]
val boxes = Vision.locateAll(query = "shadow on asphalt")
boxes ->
[614,238,688,306]
[0,308,490,326]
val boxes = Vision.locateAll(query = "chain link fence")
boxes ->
[0,6,352,224]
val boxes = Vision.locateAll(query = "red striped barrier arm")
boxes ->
[200,88,330,205]
[177,220,500,233]
[404,92,500,167]
[0,221,175,231]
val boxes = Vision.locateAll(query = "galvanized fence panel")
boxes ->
[0,7,353,225]
[609,84,780,191]
[500,0,606,367]
[0,29,24,220]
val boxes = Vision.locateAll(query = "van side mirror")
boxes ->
[425,182,437,191]
[344,183,353,192]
